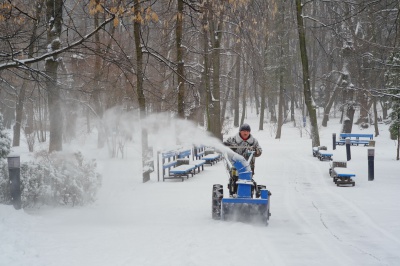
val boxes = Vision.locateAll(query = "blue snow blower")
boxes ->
[212,151,271,225]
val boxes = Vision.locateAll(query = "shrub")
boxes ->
[0,113,11,159]
[0,151,102,207]
[0,160,11,204]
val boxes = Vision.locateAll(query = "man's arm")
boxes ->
[223,137,237,152]
[253,140,262,157]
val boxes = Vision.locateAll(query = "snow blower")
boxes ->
[212,151,271,225]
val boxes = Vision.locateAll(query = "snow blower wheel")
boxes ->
[212,184,223,220]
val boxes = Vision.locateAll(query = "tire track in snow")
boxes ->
[260,140,354,265]
[275,153,354,266]
[289,151,396,265]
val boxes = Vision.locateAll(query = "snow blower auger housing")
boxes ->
[212,151,271,225]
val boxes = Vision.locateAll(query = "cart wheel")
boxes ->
[212,184,223,220]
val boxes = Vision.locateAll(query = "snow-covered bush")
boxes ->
[0,160,11,204]
[0,113,11,159]
[0,150,102,207]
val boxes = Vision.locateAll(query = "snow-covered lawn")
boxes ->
[1,116,399,266]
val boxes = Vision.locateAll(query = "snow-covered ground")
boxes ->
[1,114,400,266]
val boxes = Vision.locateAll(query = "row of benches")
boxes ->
[158,146,222,182]
[312,147,357,187]
[312,152,357,186]
[314,133,374,160]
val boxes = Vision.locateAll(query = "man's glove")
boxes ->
[255,149,261,157]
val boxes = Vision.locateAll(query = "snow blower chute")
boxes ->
[212,151,271,225]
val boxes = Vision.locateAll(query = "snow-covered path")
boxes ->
[257,138,400,266]
[1,119,400,266]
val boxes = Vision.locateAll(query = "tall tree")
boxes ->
[93,0,105,148]
[207,1,224,140]
[45,0,63,152]
[295,0,320,147]
[176,0,185,118]
[13,0,44,147]
[233,46,241,128]
[133,0,151,182]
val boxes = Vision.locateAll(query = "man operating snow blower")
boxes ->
[223,123,263,198]
[212,123,270,223]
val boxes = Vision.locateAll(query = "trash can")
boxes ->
[7,155,21,210]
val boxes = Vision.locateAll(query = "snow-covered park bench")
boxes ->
[336,133,373,147]
[312,146,333,161]
[193,145,205,160]
[158,148,206,182]
[158,150,194,182]
[177,149,205,174]
[202,148,221,165]
[329,161,356,187]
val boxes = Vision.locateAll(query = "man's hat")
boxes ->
[239,123,251,132]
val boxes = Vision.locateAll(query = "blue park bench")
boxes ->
[312,146,333,161]
[179,149,206,174]
[193,145,205,160]
[336,133,373,147]
[159,148,206,182]
[329,161,356,186]
[202,148,221,165]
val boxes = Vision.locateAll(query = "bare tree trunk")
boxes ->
[13,82,26,147]
[134,0,150,183]
[373,97,379,137]
[240,63,247,126]
[176,0,185,118]
[380,98,389,119]
[202,3,211,130]
[259,82,266,130]
[234,52,241,127]
[208,5,223,140]
[290,89,295,123]
[221,70,233,124]
[275,68,284,139]
[268,97,277,123]
[45,0,63,152]
[259,1,269,131]
[295,0,320,147]
[322,75,343,127]
[276,42,284,139]
[13,0,44,147]
[252,67,260,116]
[93,8,105,148]
[259,76,266,130]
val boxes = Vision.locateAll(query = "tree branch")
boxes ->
[0,13,115,71]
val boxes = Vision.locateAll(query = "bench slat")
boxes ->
[333,167,356,178]
[170,165,196,174]
[202,154,220,160]
[340,133,373,139]
[163,161,177,169]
